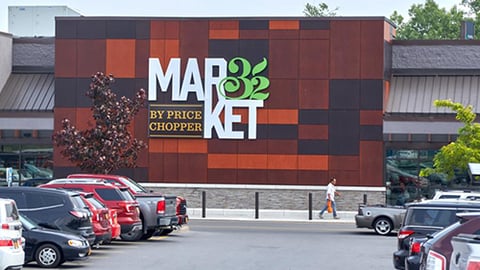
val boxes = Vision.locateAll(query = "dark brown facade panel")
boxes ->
[267,140,298,154]
[265,79,298,109]
[159,153,177,181]
[237,140,268,154]
[269,30,299,40]
[164,21,180,39]
[237,169,268,184]
[178,153,208,182]
[360,80,384,110]
[297,140,328,155]
[329,155,359,171]
[106,20,137,39]
[134,108,149,143]
[360,141,384,187]
[239,30,269,39]
[298,109,329,125]
[56,19,77,39]
[208,40,239,59]
[53,166,80,178]
[330,170,361,186]
[77,40,106,78]
[298,125,328,140]
[180,20,209,60]
[298,170,329,185]
[360,20,385,79]
[76,78,95,108]
[299,30,330,40]
[267,170,298,185]
[359,125,383,141]
[239,20,269,30]
[208,140,238,153]
[299,20,330,30]
[268,39,299,79]
[238,40,269,65]
[54,78,76,107]
[330,20,361,79]
[298,80,329,109]
[328,110,360,155]
[76,20,107,39]
[329,79,360,110]
[207,169,238,184]
[266,125,298,140]
[299,40,329,79]
[135,40,150,78]
[55,39,77,78]
[135,20,150,40]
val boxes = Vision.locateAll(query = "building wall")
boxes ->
[0,32,12,92]
[54,17,393,188]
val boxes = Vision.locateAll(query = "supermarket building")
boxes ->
[2,15,480,211]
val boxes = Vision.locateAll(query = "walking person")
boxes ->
[319,177,341,219]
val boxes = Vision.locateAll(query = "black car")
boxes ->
[393,199,480,270]
[0,186,95,245]
[21,214,91,268]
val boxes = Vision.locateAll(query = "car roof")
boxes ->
[406,199,480,208]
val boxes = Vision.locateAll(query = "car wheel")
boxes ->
[120,228,144,241]
[373,217,393,236]
[35,243,62,268]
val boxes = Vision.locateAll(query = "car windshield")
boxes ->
[118,176,147,193]
[86,196,106,209]
[20,214,38,230]
[405,208,458,227]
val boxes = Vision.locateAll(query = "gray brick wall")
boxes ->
[143,185,386,212]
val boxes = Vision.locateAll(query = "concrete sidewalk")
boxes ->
[187,208,356,223]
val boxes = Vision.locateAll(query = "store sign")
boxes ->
[148,57,270,139]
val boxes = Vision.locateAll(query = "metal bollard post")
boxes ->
[363,194,367,205]
[308,193,313,220]
[202,191,206,218]
[255,192,259,219]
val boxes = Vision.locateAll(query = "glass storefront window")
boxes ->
[0,144,53,186]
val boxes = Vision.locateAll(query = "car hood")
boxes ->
[25,226,85,241]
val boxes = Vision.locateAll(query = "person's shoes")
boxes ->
[319,213,324,219]
[334,216,340,219]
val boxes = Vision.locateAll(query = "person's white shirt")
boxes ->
[326,183,336,202]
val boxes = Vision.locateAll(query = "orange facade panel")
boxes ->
[163,139,179,153]
[178,139,208,153]
[208,154,237,169]
[106,39,136,78]
[148,139,164,153]
[269,20,299,30]
[267,155,297,170]
[267,109,298,124]
[298,155,328,170]
[238,154,267,169]
[209,29,239,39]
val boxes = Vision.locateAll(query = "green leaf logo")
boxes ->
[219,57,270,101]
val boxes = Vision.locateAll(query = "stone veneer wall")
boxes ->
[143,184,386,211]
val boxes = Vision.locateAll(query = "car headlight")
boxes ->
[68,239,84,247]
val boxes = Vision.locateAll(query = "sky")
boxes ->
[0,0,462,34]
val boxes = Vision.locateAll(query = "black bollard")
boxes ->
[202,191,206,218]
[255,192,259,219]
[309,193,313,220]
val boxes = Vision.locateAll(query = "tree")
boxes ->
[303,2,338,17]
[389,0,465,40]
[53,72,148,174]
[420,100,480,181]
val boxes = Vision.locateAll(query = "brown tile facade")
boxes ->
[54,17,391,187]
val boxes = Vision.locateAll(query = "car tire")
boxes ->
[35,243,62,268]
[141,229,156,240]
[373,217,393,236]
[120,228,144,241]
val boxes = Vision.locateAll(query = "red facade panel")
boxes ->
[329,21,361,79]
[360,20,385,79]
[76,40,106,78]
[55,39,77,78]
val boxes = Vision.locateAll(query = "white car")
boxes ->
[0,198,24,270]
[432,190,480,200]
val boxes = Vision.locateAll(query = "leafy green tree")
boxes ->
[389,0,464,40]
[53,72,148,174]
[303,2,338,17]
[420,100,480,181]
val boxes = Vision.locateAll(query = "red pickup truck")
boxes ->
[68,174,188,236]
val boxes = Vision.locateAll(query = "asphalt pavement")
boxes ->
[187,208,356,223]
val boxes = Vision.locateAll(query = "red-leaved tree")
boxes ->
[53,72,148,174]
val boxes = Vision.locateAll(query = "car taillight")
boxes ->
[425,250,446,270]
[1,224,9,229]
[398,229,415,239]
[70,210,87,219]
[157,200,165,215]
[119,202,136,213]
[0,239,14,247]
[467,260,480,270]
[410,241,421,254]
